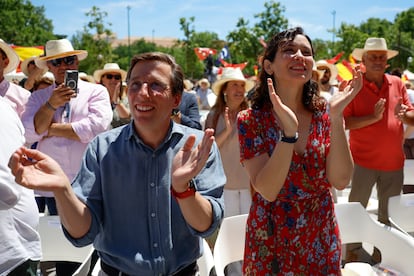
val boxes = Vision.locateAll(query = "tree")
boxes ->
[253,1,288,42]
[226,1,289,76]
[0,0,56,45]
[71,6,114,75]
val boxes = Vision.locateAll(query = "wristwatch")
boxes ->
[279,130,299,144]
[171,179,196,199]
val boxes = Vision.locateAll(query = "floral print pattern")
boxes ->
[238,108,341,275]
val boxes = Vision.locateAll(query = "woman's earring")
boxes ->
[223,93,227,103]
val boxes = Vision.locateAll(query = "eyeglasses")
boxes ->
[105,74,122,80]
[48,55,76,67]
[128,81,170,94]
[28,61,35,66]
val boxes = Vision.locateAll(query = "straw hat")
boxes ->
[0,38,19,74]
[198,78,210,88]
[21,56,48,76]
[312,62,324,81]
[352,37,398,61]
[79,72,95,83]
[183,79,194,91]
[35,39,88,69]
[212,67,255,95]
[316,60,338,85]
[93,63,127,82]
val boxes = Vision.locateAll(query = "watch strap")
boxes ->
[171,179,196,199]
[280,131,299,143]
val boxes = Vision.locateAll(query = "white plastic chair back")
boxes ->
[335,202,414,274]
[197,238,215,276]
[72,247,95,276]
[213,214,248,276]
[388,194,414,234]
[39,215,93,263]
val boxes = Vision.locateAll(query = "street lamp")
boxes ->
[331,10,336,54]
[127,6,131,63]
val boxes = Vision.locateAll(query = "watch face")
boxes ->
[188,178,196,189]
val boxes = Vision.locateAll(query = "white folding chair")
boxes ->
[213,214,248,276]
[335,202,414,274]
[72,247,95,276]
[388,193,414,235]
[38,215,94,264]
[197,238,215,276]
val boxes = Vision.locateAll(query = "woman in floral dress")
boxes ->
[237,27,362,275]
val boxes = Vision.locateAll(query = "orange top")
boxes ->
[344,74,412,171]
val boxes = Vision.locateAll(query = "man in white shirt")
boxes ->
[0,38,31,117]
[0,97,41,275]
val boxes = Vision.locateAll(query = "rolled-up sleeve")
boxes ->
[71,84,112,143]
[21,86,53,144]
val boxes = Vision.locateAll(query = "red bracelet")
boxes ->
[171,179,196,199]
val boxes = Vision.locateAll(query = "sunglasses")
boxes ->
[48,55,76,67]
[28,61,35,66]
[105,74,122,80]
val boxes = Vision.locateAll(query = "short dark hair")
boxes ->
[126,52,184,96]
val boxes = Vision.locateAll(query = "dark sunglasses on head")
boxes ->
[105,74,122,80]
[48,55,76,67]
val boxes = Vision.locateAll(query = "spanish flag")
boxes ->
[11,45,44,72]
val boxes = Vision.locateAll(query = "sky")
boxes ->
[31,0,413,43]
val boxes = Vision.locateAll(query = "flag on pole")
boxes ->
[219,45,230,60]
[11,45,44,72]
[326,52,344,64]
[194,47,217,61]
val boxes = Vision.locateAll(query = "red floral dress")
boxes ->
[238,107,341,276]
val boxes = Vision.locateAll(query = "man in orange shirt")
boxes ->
[344,37,414,263]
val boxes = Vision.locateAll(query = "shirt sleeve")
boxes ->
[71,84,112,143]
[238,109,270,162]
[179,93,202,130]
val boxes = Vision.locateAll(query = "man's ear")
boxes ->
[173,93,182,109]
[263,59,273,75]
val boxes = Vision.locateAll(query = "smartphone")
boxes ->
[65,70,79,95]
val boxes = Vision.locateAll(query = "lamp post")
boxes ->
[331,10,336,54]
[127,5,131,63]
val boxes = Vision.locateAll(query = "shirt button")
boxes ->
[153,243,158,248]
[150,182,155,187]
[151,212,156,218]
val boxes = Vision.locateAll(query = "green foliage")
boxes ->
[71,6,113,75]
[0,0,56,45]
[5,1,414,75]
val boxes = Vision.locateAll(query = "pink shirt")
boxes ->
[0,78,30,117]
[22,80,112,192]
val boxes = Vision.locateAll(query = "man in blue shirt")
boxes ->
[9,52,225,275]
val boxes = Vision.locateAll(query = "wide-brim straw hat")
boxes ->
[21,56,48,76]
[79,72,95,83]
[198,78,210,88]
[0,38,19,74]
[352,37,398,61]
[35,39,88,69]
[212,67,255,95]
[93,63,127,82]
[316,60,338,85]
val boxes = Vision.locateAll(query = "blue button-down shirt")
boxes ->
[65,121,225,275]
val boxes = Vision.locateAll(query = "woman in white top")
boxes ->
[205,67,255,217]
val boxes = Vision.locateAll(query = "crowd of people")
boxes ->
[1,26,414,275]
